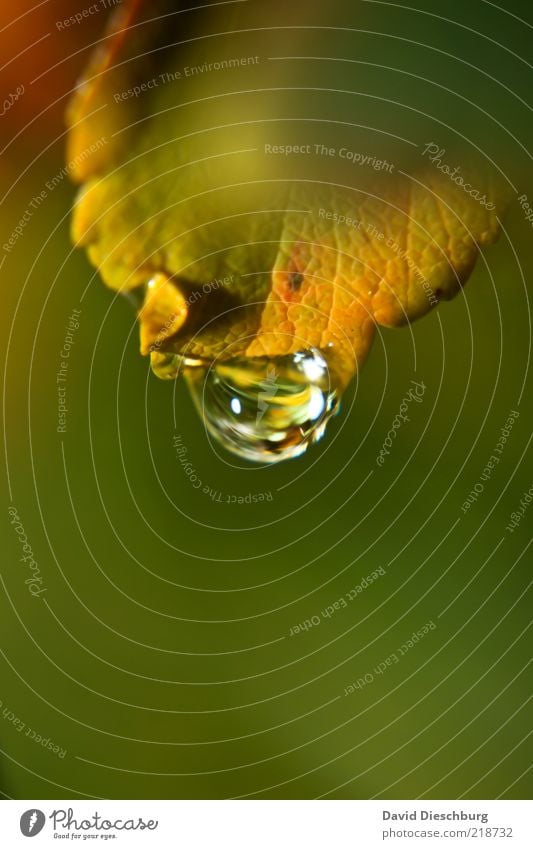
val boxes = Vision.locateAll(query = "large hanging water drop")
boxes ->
[183,349,340,463]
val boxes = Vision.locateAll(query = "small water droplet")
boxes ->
[288,272,304,291]
[184,349,340,463]
[139,272,188,355]
[150,352,178,380]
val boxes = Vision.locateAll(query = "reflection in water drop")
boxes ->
[184,349,340,463]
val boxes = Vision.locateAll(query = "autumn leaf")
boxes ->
[67,0,510,392]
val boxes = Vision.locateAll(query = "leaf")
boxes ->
[67,0,510,389]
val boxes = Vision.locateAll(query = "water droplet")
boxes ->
[150,351,205,380]
[184,349,340,463]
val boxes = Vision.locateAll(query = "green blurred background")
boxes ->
[1,0,531,799]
